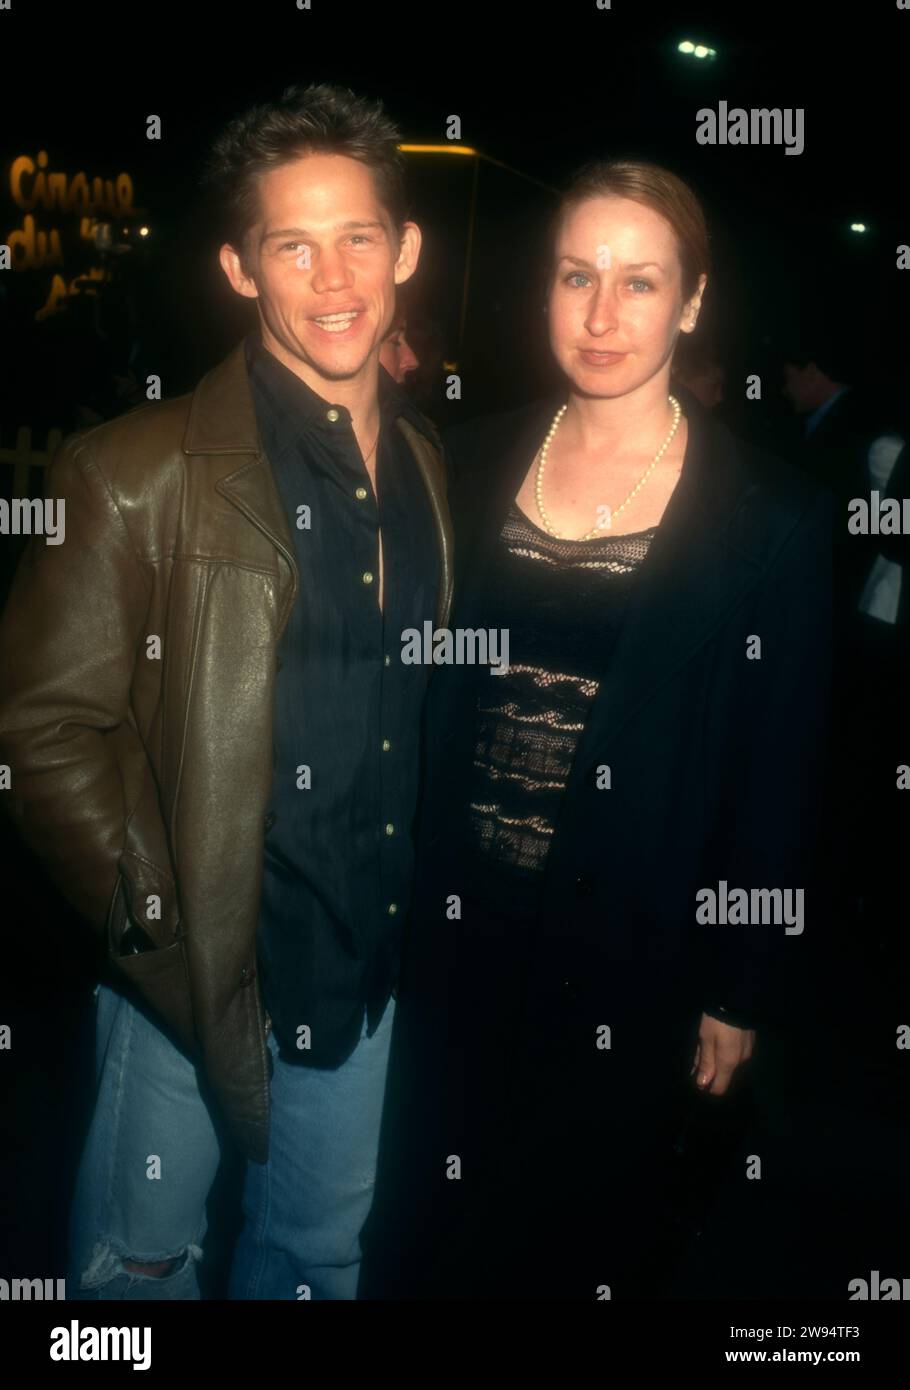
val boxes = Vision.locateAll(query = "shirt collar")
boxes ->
[805,384,850,438]
[244,329,424,459]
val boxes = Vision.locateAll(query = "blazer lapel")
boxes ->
[570,394,764,766]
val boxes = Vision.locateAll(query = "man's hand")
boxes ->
[691,1013,755,1095]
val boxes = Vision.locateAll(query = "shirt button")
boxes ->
[326,408,340,422]
[355,486,368,500]
[385,822,395,836]
[381,738,391,752]
[388,902,398,915]
[384,654,391,667]
[362,571,374,585]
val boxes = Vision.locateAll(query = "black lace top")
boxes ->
[462,501,656,916]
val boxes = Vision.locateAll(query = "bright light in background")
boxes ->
[850,223,867,233]
[399,144,478,156]
[139,226,149,237]
[678,39,717,59]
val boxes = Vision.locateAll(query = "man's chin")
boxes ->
[305,349,375,383]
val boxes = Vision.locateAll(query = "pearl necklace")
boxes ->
[534,395,682,541]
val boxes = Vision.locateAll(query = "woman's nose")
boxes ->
[585,287,620,335]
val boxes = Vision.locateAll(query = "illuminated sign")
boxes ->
[3,150,137,320]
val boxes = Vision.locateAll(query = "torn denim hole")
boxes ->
[79,1240,203,1288]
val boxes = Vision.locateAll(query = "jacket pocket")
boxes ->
[105,872,197,1056]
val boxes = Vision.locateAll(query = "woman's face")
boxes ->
[547,194,706,400]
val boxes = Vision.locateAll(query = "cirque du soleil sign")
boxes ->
[2,150,137,320]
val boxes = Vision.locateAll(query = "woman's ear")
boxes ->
[681,273,708,333]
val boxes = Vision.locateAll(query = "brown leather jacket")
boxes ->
[0,340,453,1163]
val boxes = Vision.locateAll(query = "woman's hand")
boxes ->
[691,1013,755,1095]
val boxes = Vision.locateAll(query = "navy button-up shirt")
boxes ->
[244,331,440,1068]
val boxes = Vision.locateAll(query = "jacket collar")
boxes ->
[182,335,431,455]
[183,339,261,456]
[241,329,433,461]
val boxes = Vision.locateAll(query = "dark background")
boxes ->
[1,0,909,1303]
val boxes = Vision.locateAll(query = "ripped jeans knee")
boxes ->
[77,1240,204,1299]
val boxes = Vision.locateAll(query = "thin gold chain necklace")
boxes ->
[362,423,381,465]
[534,395,682,541]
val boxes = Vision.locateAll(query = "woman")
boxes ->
[360,159,833,1299]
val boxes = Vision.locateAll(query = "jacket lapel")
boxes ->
[216,459,301,634]
[184,342,299,633]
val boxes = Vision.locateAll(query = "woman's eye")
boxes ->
[565,272,591,288]
[629,278,653,292]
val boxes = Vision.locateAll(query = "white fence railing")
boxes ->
[0,427,64,498]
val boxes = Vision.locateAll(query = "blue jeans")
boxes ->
[67,982,222,1301]
[68,983,395,1301]
[229,998,396,1300]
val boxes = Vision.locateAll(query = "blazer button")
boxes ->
[575,873,595,898]
[264,811,276,834]
[240,962,256,987]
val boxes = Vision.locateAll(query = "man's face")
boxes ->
[686,363,725,409]
[220,152,420,386]
[379,323,419,383]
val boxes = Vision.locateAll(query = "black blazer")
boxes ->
[408,385,834,1026]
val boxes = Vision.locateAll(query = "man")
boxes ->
[780,338,908,970]
[780,342,905,621]
[0,82,452,1301]
[378,305,420,384]
[670,336,725,411]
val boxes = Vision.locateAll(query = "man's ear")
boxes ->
[394,221,422,287]
[219,243,259,300]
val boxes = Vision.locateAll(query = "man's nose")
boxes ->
[311,250,352,293]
